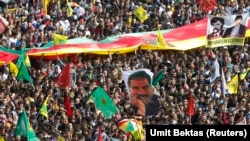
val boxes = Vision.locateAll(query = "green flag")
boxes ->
[16,49,26,68]
[14,110,28,136]
[14,109,39,141]
[152,70,164,86]
[91,86,119,119]
[16,62,33,83]
[16,49,31,68]
[227,74,239,94]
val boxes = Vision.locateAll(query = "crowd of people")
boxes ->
[0,0,250,141]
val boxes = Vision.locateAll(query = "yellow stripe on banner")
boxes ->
[87,46,139,55]
[169,31,250,50]
[140,44,169,50]
[246,29,250,38]
[141,36,206,51]
[141,29,250,51]
[28,46,138,56]
[168,36,206,50]
[0,61,5,66]
[207,37,245,48]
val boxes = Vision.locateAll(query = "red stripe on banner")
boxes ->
[0,51,19,65]
[164,18,250,41]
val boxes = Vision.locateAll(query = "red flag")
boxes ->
[221,112,228,124]
[64,94,73,118]
[55,64,70,88]
[196,0,217,13]
[98,127,103,141]
[45,20,50,26]
[187,93,195,116]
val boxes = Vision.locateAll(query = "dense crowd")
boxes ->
[0,0,250,141]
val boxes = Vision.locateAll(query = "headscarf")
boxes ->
[49,65,62,78]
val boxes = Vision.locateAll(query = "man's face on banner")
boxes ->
[129,78,153,104]
[212,21,223,32]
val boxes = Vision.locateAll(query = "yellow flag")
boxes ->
[52,33,68,45]
[9,62,19,77]
[25,55,31,67]
[171,6,175,12]
[156,27,168,48]
[0,136,5,141]
[133,6,148,22]
[227,74,239,94]
[9,8,16,12]
[66,0,74,16]
[43,0,50,14]
[57,135,65,141]
[127,16,132,28]
[40,95,50,118]
[240,68,250,80]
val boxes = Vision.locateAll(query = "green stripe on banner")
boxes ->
[41,29,174,48]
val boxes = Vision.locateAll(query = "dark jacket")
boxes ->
[132,94,161,117]
[223,24,247,38]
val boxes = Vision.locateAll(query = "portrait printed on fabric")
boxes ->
[206,13,248,48]
[122,69,161,117]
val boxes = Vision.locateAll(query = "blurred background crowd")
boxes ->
[0,0,250,141]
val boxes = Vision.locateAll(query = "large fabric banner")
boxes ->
[121,69,161,117]
[206,13,248,48]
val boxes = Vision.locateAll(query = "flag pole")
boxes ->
[222,47,226,98]
[244,116,247,125]
[32,108,41,127]
[34,94,50,126]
